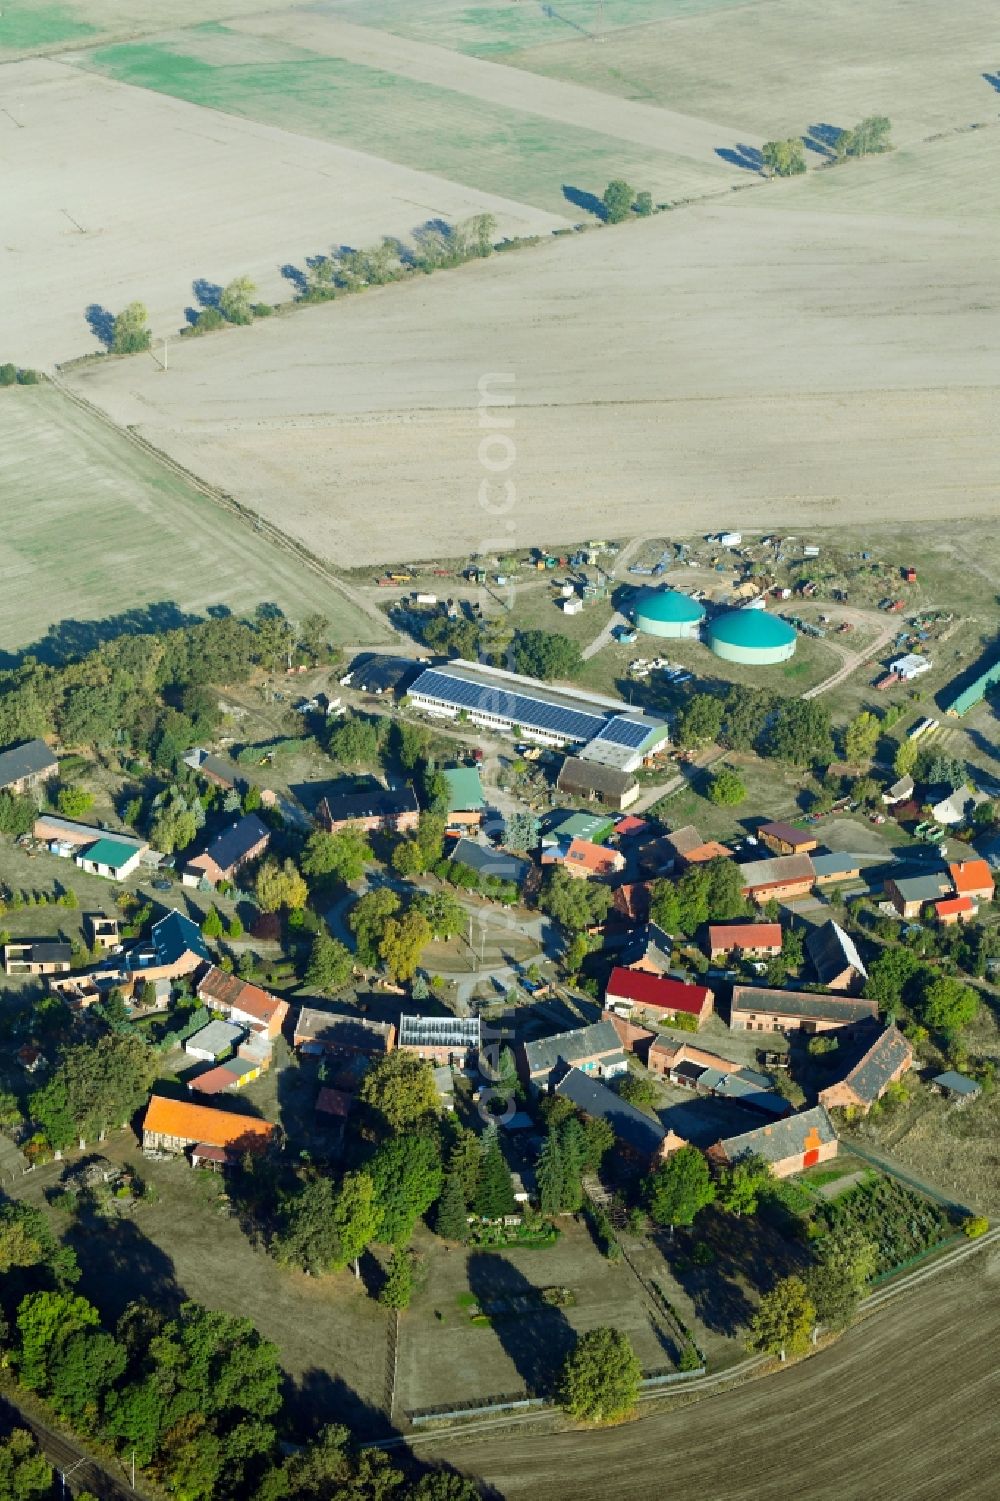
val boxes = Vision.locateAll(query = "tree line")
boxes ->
[763,115,892,177]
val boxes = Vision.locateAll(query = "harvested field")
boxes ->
[423,1241,1000,1498]
[0,58,565,366]
[501,0,1000,147]
[0,386,388,657]
[0,0,306,57]
[66,173,1000,565]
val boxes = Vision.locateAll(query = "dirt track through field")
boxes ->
[423,1242,1000,1499]
[231,9,759,164]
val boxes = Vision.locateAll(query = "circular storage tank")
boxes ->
[634,587,705,639]
[707,609,797,664]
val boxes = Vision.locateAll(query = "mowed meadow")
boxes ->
[0,386,387,658]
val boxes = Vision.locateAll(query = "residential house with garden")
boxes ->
[604,966,714,1027]
[182,813,270,888]
[522,1018,627,1093]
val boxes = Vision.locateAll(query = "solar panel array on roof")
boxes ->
[410,668,605,741]
[593,717,651,749]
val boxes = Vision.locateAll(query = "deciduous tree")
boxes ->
[644,1145,715,1230]
[359,1051,439,1134]
[746,1275,815,1360]
[557,1326,641,1423]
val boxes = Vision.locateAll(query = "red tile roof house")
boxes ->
[196,966,289,1040]
[818,1024,913,1114]
[738,853,816,904]
[540,837,625,880]
[610,882,653,927]
[933,895,977,926]
[605,967,713,1027]
[665,825,734,870]
[948,859,995,904]
[707,922,783,961]
[182,813,270,889]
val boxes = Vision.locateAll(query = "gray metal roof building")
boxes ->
[555,1068,666,1159]
[523,1019,626,1083]
[730,986,878,1026]
[398,1014,481,1050]
[0,739,58,790]
[713,1105,838,1167]
[806,920,868,986]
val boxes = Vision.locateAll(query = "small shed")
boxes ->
[930,1070,981,1104]
[185,1019,245,1062]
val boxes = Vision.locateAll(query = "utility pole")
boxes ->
[60,1458,87,1497]
[132,1450,137,1489]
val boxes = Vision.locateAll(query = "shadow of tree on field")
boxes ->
[562,183,606,219]
[716,144,763,171]
[0,601,201,670]
[983,72,1000,93]
[804,122,845,155]
[85,303,115,348]
[466,1251,575,1397]
[67,1213,186,1326]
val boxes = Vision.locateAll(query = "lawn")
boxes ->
[0,386,387,659]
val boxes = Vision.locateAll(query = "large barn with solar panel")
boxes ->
[407,660,668,769]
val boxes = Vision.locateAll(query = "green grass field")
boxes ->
[0,2,96,49]
[0,387,389,659]
[77,28,729,212]
[318,0,745,58]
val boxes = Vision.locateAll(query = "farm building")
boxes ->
[889,653,932,681]
[757,821,819,857]
[706,610,796,665]
[183,748,240,791]
[127,910,211,983]
[182,813,270,888]
[649,1040,788,1117]
[738,853,816,903]
[941,655,1000,716]
[611,882,653,926]
[556,755,639,812]
[931,1071,981,1103]
[75,836,146,881]
[818,1024,913,1114]
[184,1020,245,1063]
[442,767,485,829]
[522,1019,627,1092]
[541,836,625,880]
[407,659,667,763]
[707,1105,838,1178]
[805,920,868,991]
[397,1014,480,1065]
[729,986,878,1034]
[348,654,422,696]
[633,587,705,639]
[0,738,58,795]
[4,942,71,977]
[316,786,419,835]
[196,968,288,1040]
[621,923,675,975]
[882,775,915,806]
[450,838,531,889]
[603,1011,657,1061]
[605,967,713,1026]
[811,852,883,886]
[707,922,783,960]
[294,1010,395,1059]
[555,1068,668,1166]
[546,811,615,844]
[142,1095,276,1163]
[884,870,952,918]
[663,825,733,870]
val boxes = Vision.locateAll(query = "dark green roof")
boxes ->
[81,837,140,869]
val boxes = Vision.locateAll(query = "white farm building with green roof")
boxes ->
[634,588,705,639]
